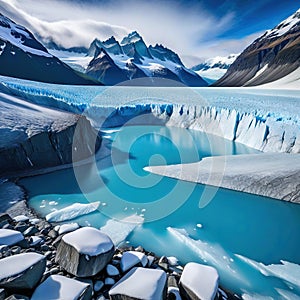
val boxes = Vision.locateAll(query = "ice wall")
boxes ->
[99,104,300,153]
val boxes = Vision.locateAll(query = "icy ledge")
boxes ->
[93,103,300,153]
[145,153,300,204]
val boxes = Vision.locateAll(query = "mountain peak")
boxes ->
[261,8,300,40]
[121,31,142,45]
[103,36,118,45]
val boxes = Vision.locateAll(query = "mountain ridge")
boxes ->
[0,13,98,85]
[85,31,207,86]
[214,9,300,87]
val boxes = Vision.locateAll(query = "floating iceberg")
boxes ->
[45,202,100,222]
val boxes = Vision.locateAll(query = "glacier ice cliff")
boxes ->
[88,104,300,154]
[0,92,100,175]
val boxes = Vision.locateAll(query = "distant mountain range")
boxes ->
[191,54,239,84]
[0,11,207,86]
[214,9,300,87]
[0,14,97,85]
[0,3,299,88]
[83,31,207,86]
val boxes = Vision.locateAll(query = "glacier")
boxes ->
[1,75,299,154]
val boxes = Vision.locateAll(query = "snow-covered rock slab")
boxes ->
[55,227,114,277]
[180,262,219,300]
[46,202,100,222]
[0,253,46,291]
[109,267,167,300]
[145,153,300,204]
[31,275,92,300]
[13,215,29,222]
[120,251,148,272]
[57,223,79,235]
[0,229,24,246]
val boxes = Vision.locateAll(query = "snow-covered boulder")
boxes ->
[0,253,46,291]
[180,262,219,300]
[0,229,24,246]
[31,275,92,300]
[120,251,148,272]
[55,227,114,277]
[57,223,79,235]
[109,267,167,300]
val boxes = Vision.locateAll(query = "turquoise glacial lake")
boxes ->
[20,125,300,299]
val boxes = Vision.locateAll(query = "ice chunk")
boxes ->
[100,214,144,246]
[0,229,24,246]
[236,254,300,288]
[109,267,167,300]
[45,202,100,222]
[180,262,219,300]
[31,275,92,300]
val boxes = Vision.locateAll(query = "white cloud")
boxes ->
[187,31,265,66]
[0,0,264,66]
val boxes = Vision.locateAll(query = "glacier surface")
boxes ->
[1,75,299,153]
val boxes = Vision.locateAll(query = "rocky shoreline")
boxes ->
[0,201,237,300]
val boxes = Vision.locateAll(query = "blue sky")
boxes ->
[4,0,300,65]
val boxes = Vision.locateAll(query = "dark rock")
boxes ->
[49,267,60,275]
[134,246,144,252]
[16,239,29,249]
[1,224,13,230]
[0,288,5,300]
[0,221,9,229]
[23,226,38,237]
[36,221,51,231]
[47,230,58,239]
[0,214,12,224]
[0,253,46,292]
[40,244,50,252]
[11,246,21,255]
[167,275,181,300]
[0,246,8,253]
[55,227,114,277]
[158,262,169,272]
[14,222,29,233]
[4,295,29,300]
[52,236,62,248]
[44,251,53,259]
[159,256,168,264]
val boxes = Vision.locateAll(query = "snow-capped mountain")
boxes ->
[0,13,96,85]
[215,9,300,87]
[0,0,129,51]
[85,31,207,86]
[191,54,238,84]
